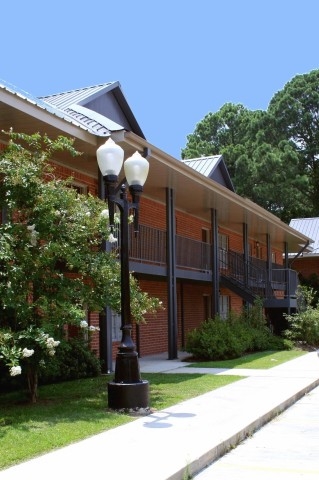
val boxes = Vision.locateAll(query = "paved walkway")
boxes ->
[195,383,319,479]
[1,351,319,480]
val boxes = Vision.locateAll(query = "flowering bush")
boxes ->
[0,327,60,372]
[0,131,162,402]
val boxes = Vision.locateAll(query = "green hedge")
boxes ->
[186,316,290,361]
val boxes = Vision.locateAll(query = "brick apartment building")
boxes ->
[0,80,313,371]
[289,218,319,283]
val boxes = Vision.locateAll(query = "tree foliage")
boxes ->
[0,131,161,401]
[182,70,319,222]
[284,286,319,347]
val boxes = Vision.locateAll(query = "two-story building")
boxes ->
[0,79,313,371]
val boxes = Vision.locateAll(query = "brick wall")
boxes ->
[292,257,319,279]
[175,211,211,240]
[139,197,166,229]
[134,279,168,356]
[51,163,98,195]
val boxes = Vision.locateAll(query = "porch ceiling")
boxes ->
[122,133,313,254]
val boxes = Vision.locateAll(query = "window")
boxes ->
[202,228,211,243]
[203,294,212,321]
[255,242,262,259]
[68,182,88,195]
[219,295,229,319]
[112,311,122,342]
[218,234,229,268]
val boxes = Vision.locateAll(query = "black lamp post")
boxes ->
[97,137,149,410]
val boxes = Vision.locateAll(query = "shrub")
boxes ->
[39,337,102,383]
[186,312,290,361]
[284,286,319,347]
[186,317,246,360]
[1,337,101,392]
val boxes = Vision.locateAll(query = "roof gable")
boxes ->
[182,156,235,191]
[40,82,145,139]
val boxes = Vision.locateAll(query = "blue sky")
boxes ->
[1,0,319,159]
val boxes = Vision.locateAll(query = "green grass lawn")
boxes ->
[0,372,241,470]
[187,349,307,369]
[0,349,307,470]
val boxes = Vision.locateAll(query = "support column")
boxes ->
[243,222,249,309]
[284,241,291,314]
[266,234,272,298]
[211,209,220,317]
[166,188,178,359]
[243,223,249,287]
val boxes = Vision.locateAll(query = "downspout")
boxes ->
[289,240,310,267]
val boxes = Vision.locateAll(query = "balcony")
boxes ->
[116,224,298,305]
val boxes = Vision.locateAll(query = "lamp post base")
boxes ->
[108,380,149,410]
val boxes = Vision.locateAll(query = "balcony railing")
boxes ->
[116,224,298,300]
[129,224,166,265]
[176,235,211,271]
[220,249,272,298]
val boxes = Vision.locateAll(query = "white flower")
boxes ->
[48,349,55,356]
[27,224,38,246]
[10,366,22,376]
[30,232,38,246]
[80,320,88,328]
[46,337,55,347]
[89,325,100,332]
[22,348,34,358]
[85,211,91,216]
[100,209,109,219]
[108,233,117,243]
[46,337,60,348]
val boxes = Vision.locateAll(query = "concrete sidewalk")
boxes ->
[1,352,319,480]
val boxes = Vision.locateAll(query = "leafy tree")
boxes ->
[0,131,161,402]
[182,103,253,175]
[182,70,319,221]
[269,69,319,215]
